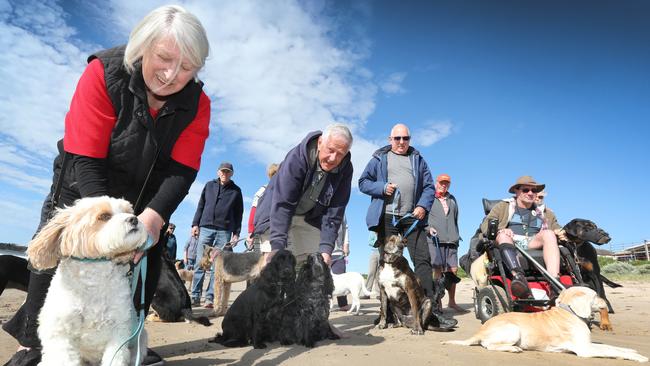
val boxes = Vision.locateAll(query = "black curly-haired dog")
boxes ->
[279,253,340,348]
[212,249,296,348]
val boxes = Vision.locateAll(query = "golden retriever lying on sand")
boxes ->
[442,286,648,362]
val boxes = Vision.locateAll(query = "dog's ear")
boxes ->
[27,207,72,270]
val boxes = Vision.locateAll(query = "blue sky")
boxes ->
[1,0,648,274]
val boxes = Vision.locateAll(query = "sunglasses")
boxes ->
[391,136,411,141]
[520,187,542,194]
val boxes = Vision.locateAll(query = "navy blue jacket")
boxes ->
[358,145,435,231]
[253,131,353,254]
[192,179,243,235]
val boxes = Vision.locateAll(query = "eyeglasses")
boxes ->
[391,136,411,141]
[520,187,541,194]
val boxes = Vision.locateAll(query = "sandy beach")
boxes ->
[2,279,649,365]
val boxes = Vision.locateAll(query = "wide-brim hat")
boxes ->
[508,175,545,194]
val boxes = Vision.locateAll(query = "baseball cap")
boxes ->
[436,173,451,183]
[219,162,234,172]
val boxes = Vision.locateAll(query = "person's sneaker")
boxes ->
[191,298,201,306]
[338,305,351,312]
[142,348,165,366]
[204,301,214,309]
[428,310,458,332]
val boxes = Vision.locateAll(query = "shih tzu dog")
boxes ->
[27,196,148,366]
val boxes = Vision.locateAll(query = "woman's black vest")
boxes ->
[51,46,203,213]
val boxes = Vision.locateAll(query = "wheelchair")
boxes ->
[461,199,584,324]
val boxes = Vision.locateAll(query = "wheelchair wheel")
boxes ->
[475,286,506,324]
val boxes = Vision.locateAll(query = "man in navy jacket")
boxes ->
[359,123,456,330]
[190,162,243,307]
[254,124,353,265]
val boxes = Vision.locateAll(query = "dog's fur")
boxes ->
[469,252,489,289]
[27,196,148,366]
[201,247,267,317]
[280,253,340,348]
[213,249,296,348]
[562,219,621,319]
[376,235,434,335]
[331,271,372,315]
[442,286,648,362]
[148,253,211,326]
[0,255,30,296]
[174,260,194,287]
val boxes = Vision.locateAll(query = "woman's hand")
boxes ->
[138,207,164,244]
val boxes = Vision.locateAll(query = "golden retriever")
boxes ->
[442,286,647,362]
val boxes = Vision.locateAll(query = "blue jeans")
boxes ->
[191,228,232,302]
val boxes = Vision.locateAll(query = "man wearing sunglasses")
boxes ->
[480,176,566,298]
[359,123,456,330]
[253,123,353,267]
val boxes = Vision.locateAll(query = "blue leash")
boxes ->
[391,188,419,237]
[110,235,155,366]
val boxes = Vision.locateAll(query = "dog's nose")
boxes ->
[127,216,139,227]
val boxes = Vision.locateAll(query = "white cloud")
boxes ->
[379,72,407,95]
[414,120,453,147]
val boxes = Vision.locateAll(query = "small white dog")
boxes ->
[27,196,149,366]
[331,271,372,315]
[442,286,648,362]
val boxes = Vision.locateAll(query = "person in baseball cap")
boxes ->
[218,162,234,172]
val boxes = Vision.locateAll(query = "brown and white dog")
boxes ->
[202,247,266,316]
[443,286,648,362]
[376,235,434,335]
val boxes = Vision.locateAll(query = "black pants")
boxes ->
[3,234,163,348]
[378,214,434,300]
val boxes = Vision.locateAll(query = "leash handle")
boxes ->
[390,188,420,237]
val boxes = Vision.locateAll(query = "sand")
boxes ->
[2,280,649,365]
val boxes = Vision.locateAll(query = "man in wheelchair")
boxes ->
[479,176,567,299]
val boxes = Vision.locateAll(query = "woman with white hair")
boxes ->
[3,5,210,366]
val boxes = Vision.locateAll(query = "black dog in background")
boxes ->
[279,253,340,348]
[149,252,211,326]
[0,255,30,296]
[213,249,296,348]
[562,218,621,314]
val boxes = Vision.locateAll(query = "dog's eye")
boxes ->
[98,213,112,221]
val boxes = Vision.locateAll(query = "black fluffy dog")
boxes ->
[213,249,296,348]
[562,218,621,315]
[0,255,30,296]
[149,251,211,326]
[279,253,340,348]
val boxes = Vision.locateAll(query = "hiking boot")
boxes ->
[142,348,165,366]
[511,272,532,299]
[191,298,200,306]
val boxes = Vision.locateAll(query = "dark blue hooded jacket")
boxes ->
[253,131,353,254]
[358,145,435,231]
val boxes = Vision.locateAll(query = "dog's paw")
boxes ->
[410,328,424,336]
[599,322,613,331]
[376,322,388,330]
[253,342,267,349]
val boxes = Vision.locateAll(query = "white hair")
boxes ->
[124,5,209,81]
[322,123,353,147]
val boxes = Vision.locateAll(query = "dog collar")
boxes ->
[558,303,590,325]
[68,256,111,262]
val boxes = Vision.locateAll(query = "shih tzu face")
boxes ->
[27,196,148,269]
